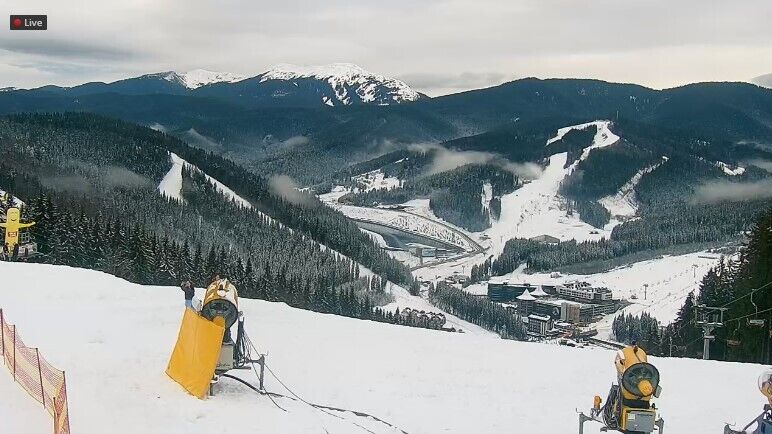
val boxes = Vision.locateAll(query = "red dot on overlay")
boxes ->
[12,18,22,28]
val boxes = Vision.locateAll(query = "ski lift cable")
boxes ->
[724,306,772,324]
[719,281,772,308]
[666,280,771,336]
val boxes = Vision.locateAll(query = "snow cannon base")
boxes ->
[578,408,664,434]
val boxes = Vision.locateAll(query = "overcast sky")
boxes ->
[2,0,771,96]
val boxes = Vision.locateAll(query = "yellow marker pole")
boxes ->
[1,208,35,254]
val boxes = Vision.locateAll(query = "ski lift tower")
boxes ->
[695,305,728,360]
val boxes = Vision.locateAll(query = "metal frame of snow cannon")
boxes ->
[723,405,772,434]
[578,408,664,434]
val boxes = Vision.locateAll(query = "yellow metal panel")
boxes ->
[166,308,225,399]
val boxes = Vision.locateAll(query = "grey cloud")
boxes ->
[0,38,136,60]
[2,0,772,91]
[693,178,772,204]
[182,128,221,150]
[268,175,317,206]
[149,123,168,133]
[398,72,515,94]
[40,174,92,194]
[409,143,542,179]
[281,136,309,148]
[746,160,772,173]
[101,166,152,189]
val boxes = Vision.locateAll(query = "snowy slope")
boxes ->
[0,262,765,434]
[146,70,246,89]
[0,188,24,207]
[484,121,620,255]
[715,161,746,176]
[360,228,388,247]
[0,370,51,433]
[334,205,474,251]
[351,169,403,192]
[174,69,246,89]
[157,152,252,208]
[598,157,667,229]
[260,63,420,105]
[157,153,186,202]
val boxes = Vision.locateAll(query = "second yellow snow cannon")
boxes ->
[579,344,664,434]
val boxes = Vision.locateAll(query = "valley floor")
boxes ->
[0,262,766,434]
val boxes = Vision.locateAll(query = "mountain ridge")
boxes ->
[15,63,423,108]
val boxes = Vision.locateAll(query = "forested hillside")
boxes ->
[0,113,419,320]
[612,207,772,364]
[339,163,518,231]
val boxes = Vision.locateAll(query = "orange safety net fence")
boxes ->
[0,308,71,434]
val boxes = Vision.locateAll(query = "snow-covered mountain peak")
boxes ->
[145,69,246,89]
[176,69,247,89]
[260,63,421,105]
[263,63,373,80]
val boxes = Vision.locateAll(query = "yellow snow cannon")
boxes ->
[579,344,664,434]
[1,207,37,260]
[201,278,242,373]
[167,278,249,399]
[724,369,772,434]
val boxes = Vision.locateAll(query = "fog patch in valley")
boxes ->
[408,143,543,179]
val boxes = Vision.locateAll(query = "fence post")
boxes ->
[258,354,265,391]
[36,348,45,408]
[61,371,69,434]
[53,396,57,434]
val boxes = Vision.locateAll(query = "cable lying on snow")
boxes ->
[220,338,410,434]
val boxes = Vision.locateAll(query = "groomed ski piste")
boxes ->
[158,152,251,208]
[0,261,766,434]
[485,121,620,256]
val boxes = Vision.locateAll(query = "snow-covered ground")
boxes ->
[174,69,246,89]
[333,205,474,252]
[716,161,746,176]
[261,63,420,105]
[0,369,51,433]
[0,262,765,434]
[598,158,667,230]
[351,169,403,192]
[463,250,725,333]
[157,153,186,202]
[484,121,620,256]
[157,152,252,208]
[0,188,24,207]
[359,228,388,248]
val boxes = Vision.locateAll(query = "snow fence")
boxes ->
[0,309,71,434]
